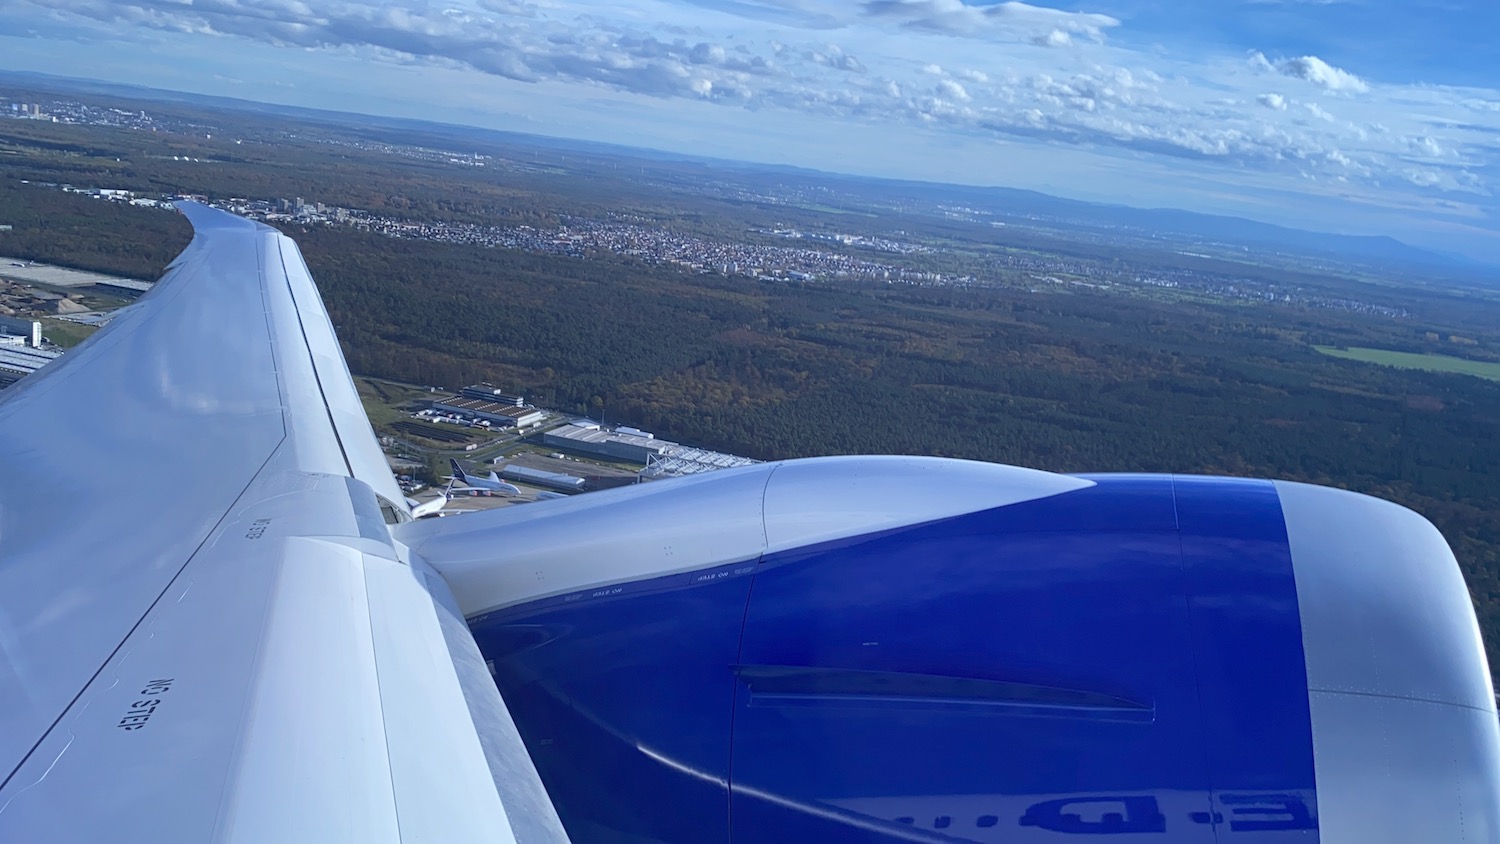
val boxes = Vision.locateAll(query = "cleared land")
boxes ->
[355,377,439,430]
[0,257,140,288]
[1314,346,1500,382]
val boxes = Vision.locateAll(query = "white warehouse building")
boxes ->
[431,395,545,428]
[541,422,674,464]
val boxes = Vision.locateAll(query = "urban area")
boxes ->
[33,182,1412,318]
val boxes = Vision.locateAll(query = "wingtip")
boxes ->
[174,201,276,236]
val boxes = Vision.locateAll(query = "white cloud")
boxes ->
[1404,168,1443,187]
[1032,29,1071,48]
[935,78,970,101]
[1257,93,1288,110]
[1303,102,1335,121]
[808,44,866,73]
[1407,135,1445,157]
[1276,55,1368,93]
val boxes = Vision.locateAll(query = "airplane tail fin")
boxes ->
[449,458,470,483]
[487,471,502,483]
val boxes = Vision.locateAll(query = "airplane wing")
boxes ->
[0,204,568,841]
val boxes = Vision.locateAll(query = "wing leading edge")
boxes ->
[0,204,567,841]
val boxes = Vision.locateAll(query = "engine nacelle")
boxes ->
[396,457,1500,843]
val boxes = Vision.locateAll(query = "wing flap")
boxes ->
[217,536,400,844]
[366,555,520,841]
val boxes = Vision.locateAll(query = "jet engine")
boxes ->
[397,456,1500,843]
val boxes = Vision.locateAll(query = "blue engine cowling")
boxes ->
[398,457,1500,843]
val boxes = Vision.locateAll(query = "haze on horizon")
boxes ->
[2,0,1498,264]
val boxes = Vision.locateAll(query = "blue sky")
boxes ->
[2,0,1498,262]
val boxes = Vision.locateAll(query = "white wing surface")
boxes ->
[0,204,567,841]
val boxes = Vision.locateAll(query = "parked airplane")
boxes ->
[450,458,523,495]
[0,203,1494,842]
[407,481,455,519]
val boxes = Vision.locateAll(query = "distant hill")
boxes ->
[856,177,1470,270]
[972,189,1440,261]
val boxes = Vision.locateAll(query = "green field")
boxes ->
[1314,346,1500,382]
[39,318,98,349]
[355,377,438,430]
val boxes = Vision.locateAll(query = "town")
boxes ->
[30,182,1412,318]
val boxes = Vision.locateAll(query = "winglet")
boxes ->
[174,200,277,235]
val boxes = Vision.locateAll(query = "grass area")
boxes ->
[1314,346,1500,382]
[391,419,485,445]
[355,377,437,431]
[39,318,98,349]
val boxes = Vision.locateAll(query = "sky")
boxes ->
[1,0,1499,263]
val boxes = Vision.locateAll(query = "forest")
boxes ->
[2,102,1500,665]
